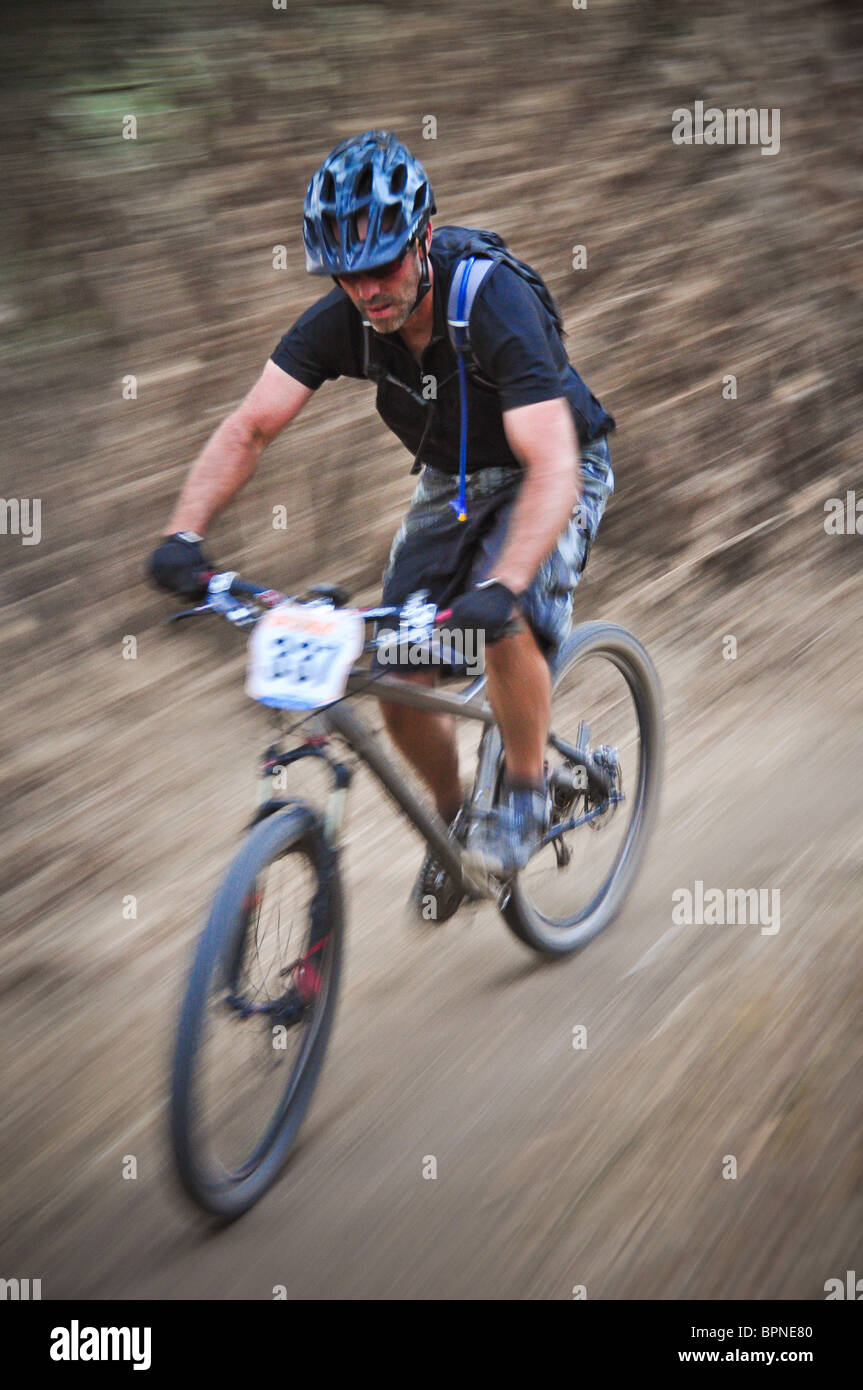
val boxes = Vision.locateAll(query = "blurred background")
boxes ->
[1,0,861,1298]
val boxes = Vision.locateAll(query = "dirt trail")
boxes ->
[3,532,861,1299]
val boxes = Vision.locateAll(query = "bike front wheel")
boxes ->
[501,622,663,956]
[170,802,343,1219]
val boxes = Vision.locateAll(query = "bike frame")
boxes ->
[265,663,614,905]
[324,669,500,901]
[173,576,613,905]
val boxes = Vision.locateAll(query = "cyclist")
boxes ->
[149,130,615,917]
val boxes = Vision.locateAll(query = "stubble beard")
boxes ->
[363,251,422,335]
[365,288,415,335]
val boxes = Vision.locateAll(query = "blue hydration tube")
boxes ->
[449,256,475,523]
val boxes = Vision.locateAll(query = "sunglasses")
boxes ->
[337,241,414,287]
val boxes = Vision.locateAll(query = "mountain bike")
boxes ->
[168,571,663,1217]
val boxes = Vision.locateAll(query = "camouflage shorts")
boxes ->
[381,434,614,655]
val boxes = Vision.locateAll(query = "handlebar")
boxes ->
[167,571,449,643]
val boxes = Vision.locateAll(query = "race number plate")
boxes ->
[246,602,364,710]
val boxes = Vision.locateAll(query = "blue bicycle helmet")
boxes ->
[303,130,436,277]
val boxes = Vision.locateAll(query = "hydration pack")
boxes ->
[438,227,564,518]
[360,226,567,519]
[437,225,565,382]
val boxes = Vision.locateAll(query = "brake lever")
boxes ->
[165,603,213,625]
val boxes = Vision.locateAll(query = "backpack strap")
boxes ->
[446,254,495,361]
[446,255,495,521]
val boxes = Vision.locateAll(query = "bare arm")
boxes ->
[166,362,314,536]
[491,397,581,595]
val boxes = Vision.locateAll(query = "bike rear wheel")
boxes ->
[170,802,343,1218]
[501,622,663,956]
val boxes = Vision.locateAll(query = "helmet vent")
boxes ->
[412,183,427,215]
[321,171,336,204]
[354,163,373,200]
[322,212,339,248]
[390,163,407,194]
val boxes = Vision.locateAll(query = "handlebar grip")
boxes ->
[434,608,521,637]
[233,581,286,606]
[229,578,268,598]
[200,571,285,605]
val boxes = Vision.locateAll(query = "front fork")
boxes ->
[240,721,350,1021]
[252,715,353,847]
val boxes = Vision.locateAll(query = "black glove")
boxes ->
[148,532,213,597]
[445,579,518,643]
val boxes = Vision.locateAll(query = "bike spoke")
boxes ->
[187,849,326,1183]
[516,645,646,930]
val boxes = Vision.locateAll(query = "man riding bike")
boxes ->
[148,130,615,918]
